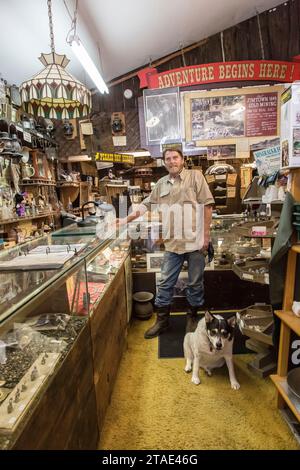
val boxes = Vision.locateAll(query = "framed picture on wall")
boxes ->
[146,252,165,272]
[207,144,236,160]
[183,85,283,146]
[144,87,181,144]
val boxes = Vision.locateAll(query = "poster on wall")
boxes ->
[253,146,281,176]
[207,144,236,160]
[144,87,181,144]
[280,84,300,168]
[293,128,300,157]
[191,95,245,141]
[245,93,278,137]
[185,85,282,144]
[251,138,280,176]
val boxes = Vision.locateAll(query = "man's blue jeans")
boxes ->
[155,250,205,308]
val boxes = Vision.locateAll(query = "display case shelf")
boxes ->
[0,222,130,449]
[20,180,56,187]
[0,212,57,225]
[232,260,269,285]
[270,375,300,422]
[271,242,300,429]
[274,310,300,337]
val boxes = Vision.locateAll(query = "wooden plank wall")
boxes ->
[56,1,300,154]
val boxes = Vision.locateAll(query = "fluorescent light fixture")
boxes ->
[69,35,109,94]
[122,151,151,157]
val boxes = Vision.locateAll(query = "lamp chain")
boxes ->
[47,0,55,53]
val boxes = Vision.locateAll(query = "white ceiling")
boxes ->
[0,0,286,89]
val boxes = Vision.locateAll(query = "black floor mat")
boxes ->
[158,314,250,359]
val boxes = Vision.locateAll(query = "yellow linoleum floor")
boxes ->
[99,317,300,450]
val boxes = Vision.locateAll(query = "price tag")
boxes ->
[243,273,253,280]
[23,131,32,143]
[16,125,23,133]
[227,187,236,198]
[215,174,227,181]
[205,175,214,184]
[264,273,269,284]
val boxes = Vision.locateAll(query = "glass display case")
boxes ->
[130,213,249,272]
[0,223,131,449]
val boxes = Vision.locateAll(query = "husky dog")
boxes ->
[183,311,240,390]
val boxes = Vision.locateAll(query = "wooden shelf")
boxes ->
[291,245,300,254]
[270,375,300,422]
[20,180,56,187]
[274,310,300,337]
[0,212,58,225]
[57,181,80,188]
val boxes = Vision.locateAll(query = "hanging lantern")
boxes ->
[20,0,91,119]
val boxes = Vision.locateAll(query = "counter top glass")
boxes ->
[0,221,117,323]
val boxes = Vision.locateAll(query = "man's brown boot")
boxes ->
[186,305,201,333]
[144,306,171,339]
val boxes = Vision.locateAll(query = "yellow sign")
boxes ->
[95,152,134,164]
[122,154,134,164]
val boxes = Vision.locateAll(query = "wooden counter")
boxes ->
[6,257,130,449]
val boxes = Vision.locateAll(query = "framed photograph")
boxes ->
[207,144,236,160]
[146,252,165,272]
[191,95,245,141]
[144,87,181,144]
[183,85,283,146]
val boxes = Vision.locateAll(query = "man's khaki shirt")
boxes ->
[141,168,214,254]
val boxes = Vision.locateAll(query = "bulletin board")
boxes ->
[184,85,284,158]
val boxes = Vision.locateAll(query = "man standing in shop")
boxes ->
[117,149,214,339]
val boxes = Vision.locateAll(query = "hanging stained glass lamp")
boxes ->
[20,0,91,119]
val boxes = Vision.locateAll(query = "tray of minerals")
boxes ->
[237,304,273,345]
[24,313,71,331]
[86,270,111,283]
[0,352,61,434]
[231,219,279,238]
[232,259,269,284]
[234,239,261,256]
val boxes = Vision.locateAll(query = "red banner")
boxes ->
[137,60,300,89]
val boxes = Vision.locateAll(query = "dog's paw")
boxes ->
[191,376,201,385]
[184,365,192,373]
[230,381,240,390]
[205,369,212,377]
